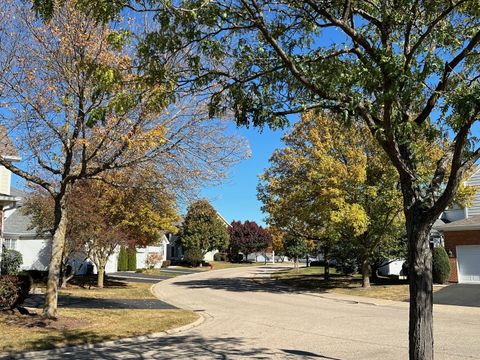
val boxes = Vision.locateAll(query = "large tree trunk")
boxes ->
[43,194,69,318]
[407,210,434,360]
[361,258,371,288]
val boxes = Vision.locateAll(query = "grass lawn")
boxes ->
[0,279,198,355]
[172,261,261,271]
[271,266,440,302]
[135,269,182,277]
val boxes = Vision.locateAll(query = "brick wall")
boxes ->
[443,230,480,282]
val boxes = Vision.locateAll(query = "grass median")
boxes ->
[0,278,198,355]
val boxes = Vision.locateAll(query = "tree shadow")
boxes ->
[8,333,342,359]
[24,294,176,310]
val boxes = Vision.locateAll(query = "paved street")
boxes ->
[10,266,480,359]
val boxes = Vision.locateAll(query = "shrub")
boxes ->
[0,275,31,310]
[213,252,228,262]
[184,248,204,267]
[117,246,128,271]
[1,249,23,275]
[161,260,171,268]
[127,248,137,271]
[433,247,451,284]
[335,259,357,275]
[145,253,163,269]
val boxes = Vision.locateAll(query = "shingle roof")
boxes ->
[3,208,38,237]
[3,187,45,238]
[0,126,19,158]
[438,215,480,231]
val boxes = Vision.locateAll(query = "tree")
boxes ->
[228,221,272,262]
[1,1,245,317]
[258,112,373,280]
[283,236,308,270]
[268,227,285,261]
[24,170,179,288]
[32,1,480,357]
[179,200,229,261]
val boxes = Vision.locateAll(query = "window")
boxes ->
[3,239,17,250]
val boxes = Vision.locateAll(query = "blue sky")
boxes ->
[201,123,288,226]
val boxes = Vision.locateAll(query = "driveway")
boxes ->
[10,266,480,360]
[434,284,480,307]
[108,268,201,283]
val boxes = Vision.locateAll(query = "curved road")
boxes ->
[12,265,480,359]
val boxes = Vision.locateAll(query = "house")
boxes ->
[437,168,480,283]
[167,212,230,262]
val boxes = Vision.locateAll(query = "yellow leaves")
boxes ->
[128,124,168,151]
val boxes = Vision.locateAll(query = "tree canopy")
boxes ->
[179,200,229,257]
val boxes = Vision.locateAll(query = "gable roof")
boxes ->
[0,126,19,159]
[3,187,47,239]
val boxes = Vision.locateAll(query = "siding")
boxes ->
[0,166,11,195]
[466,169,480,216]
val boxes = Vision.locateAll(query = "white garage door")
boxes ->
[457,245,480,284]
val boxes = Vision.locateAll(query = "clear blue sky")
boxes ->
[201,123,289,226]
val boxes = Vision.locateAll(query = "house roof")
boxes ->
[3,187,46,239]
[0,126,19,159]
[438,215,480,231]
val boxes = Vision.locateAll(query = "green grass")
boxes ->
[135,269,181,277]
[171,261,261,271]
[271,266,428,302]
[0,279,198,354]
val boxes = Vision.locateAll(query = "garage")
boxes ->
[456,245,480,283]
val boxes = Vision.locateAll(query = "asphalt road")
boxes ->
[10,266,480,359]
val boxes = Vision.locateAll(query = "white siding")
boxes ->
[136,245,166,269]
[16,239,51,271]
[466,169,480,216]
[0,166,11,195]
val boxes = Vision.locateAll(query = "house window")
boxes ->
[3,239,17,250]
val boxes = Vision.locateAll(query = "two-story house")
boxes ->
[438,169,480,283]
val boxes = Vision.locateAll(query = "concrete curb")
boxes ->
[2,283,206,360]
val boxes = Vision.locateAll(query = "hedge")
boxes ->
[127,247,137,271]
[117,246,128,271]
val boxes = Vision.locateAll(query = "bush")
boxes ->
[227,252,244,263]
[335,259,357,275]
[184,248,204,267]
[127,248,137,271]
[145,252,163,269]
[161,260,171,268]
[433,247,451,284]
[117,246,128,271]
[0,275,31,310]
[213,252,228,262]
[1,249,23,275]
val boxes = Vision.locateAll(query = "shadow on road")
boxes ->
[8,334,341,359]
